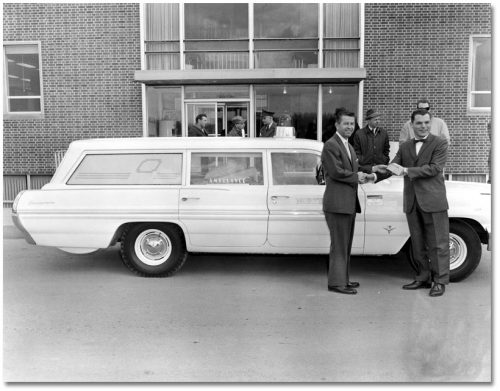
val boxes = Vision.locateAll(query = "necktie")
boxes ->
[344,141,352,161]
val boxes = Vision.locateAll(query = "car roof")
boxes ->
[67,137,324,151]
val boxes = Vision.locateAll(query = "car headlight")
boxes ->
[12,190,26,214]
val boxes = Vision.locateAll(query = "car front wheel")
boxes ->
[405,220,482,282]
[120,223,188,277]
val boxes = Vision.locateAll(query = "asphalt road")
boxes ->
[2,210,492,382]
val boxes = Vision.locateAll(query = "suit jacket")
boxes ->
[259,122,277,137]
[352,126,390,173]
[321,133,361,214]
[188,124,208,137]
[392,134,449,213]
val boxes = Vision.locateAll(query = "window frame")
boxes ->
[467,34,491,115]
[3,41,44,119]
[269,150,322,186]
[188,150,265,186]
[66,152,184,186]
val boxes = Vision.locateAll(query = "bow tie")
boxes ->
[414,138,426,144]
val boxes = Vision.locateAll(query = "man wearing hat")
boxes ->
[259,110,277,137]
[352,109,390,174]
[228,116,246,137]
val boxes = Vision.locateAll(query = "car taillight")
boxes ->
[12,190,26,214]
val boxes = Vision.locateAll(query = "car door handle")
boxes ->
[271,196,290,200]
[181,197,200,201]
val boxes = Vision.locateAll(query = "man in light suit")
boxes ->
[321,109,375,295]
[390,108,450,297]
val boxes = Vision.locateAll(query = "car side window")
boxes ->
[271,152,320,185]
[190,152,264,185]
[67,153,182,185]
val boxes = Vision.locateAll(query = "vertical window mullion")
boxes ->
[179,3,185,70]
[249,3,254,69]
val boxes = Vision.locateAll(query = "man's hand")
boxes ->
[372,164,388,174]
[357,171,367,184]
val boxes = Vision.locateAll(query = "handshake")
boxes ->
[357,171,376,184]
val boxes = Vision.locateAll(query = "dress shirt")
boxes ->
[415,135,429,155]
[337,133,351,161]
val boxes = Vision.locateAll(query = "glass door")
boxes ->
[224,103,249,137]
[186,101,249,137]
[186,102,218,136]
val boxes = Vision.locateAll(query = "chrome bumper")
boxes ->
[11,213,36,245]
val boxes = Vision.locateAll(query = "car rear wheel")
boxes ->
[120,223,187,277]
[405,220,482,282]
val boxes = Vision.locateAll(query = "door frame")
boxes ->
[184,98,251,137]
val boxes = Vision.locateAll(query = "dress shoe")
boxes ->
[429,283,445,297]
[402,280,431,290]
[347,281,360,288]
[328,286,357,295]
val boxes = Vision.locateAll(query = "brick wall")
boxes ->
[364,3,491,174]
[3,3,142,175]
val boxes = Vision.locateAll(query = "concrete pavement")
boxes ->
[2,208,492,382]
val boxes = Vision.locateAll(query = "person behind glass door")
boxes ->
[228,116,246,137]
[188,113,209,137]
[259,110,277,137]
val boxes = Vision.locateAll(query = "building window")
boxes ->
[254,84,318,139]
[146,86,182,137]
[3,42,43,118]
[322,85,359,142]
[254,3,318,68]
[145,3,180,70]
[323,3,360,68]
[144,3,361,71]
[469,35,491,113]
[184,3,249,69]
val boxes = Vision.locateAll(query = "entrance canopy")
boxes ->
[134,68,366,85]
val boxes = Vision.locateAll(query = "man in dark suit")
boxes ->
[389,108,450,297]
[188,113,209,137]
[352,108,390,174]
[259,110,277,137]
[321,109,375,295]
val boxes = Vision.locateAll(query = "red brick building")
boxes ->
[3,3,491,204]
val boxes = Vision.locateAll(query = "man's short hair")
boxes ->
[411,108,432,122]
[195,113,207,123]
[416,98,430,108]
[335,108,355,124]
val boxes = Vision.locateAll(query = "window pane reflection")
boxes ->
[146,87,182,137]
[184,85,249,100]
[185,3,248,39]
[254,4,318,38]
[322,85,359,142]
[255,85,318,140]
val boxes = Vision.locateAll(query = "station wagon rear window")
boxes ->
[190,152,263,185]
[67,153,182,185]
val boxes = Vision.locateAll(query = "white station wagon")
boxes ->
[12,137,491,281]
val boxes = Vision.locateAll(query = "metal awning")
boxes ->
[134,68,366,85]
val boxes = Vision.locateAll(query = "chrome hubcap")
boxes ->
[449,233,467,270]
[134,229,172,266]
